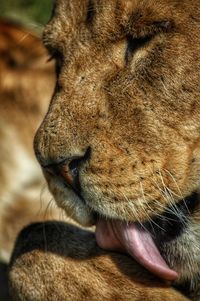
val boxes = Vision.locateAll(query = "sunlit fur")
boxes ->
[36,0,200,226]
[12,0,200,300]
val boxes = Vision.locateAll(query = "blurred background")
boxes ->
[0,0,53,31]
[0,1,56,300]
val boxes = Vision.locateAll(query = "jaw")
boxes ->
[48,176,200,286]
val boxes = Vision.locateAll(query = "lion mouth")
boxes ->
[60,175,199,281]
[95,192,199,282]
[96,219,179,281]
[49,167,199,281]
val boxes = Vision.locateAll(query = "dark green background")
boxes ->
[0,0,54,31]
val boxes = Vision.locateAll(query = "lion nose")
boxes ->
[43,149,91,194]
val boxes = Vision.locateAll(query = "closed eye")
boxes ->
[125,35,152,63]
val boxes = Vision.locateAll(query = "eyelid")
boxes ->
[125,35,152,63]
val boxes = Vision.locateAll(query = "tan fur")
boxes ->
[35,0,200,225]
[9,222,189,301]
[8,0,200,300]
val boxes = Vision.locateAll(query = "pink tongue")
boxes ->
[95,219,178,281]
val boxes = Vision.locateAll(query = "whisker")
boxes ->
[147,167,187,226]
[43,198,54,220]
[158,169,187,226]
[120,190,150,233]
[163,168,190,214]
[139,182,166,234]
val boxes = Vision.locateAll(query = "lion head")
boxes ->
[34,0,200,291]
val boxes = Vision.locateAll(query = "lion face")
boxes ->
[34,0,200,286]
[35,0,200,227]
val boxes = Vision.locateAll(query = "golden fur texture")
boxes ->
[9,222,189,301]
[0,20,60,263]
[35,0,200,226]
[8,0,200,300]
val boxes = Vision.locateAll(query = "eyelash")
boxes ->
[125,35,151,63]
[48,50,63,74]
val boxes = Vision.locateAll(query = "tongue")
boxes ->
[95,219,178,281]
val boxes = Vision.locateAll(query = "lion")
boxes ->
[8,0,200,300]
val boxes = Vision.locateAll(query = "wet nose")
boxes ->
[43,149,90,194]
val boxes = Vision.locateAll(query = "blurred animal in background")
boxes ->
[0,19,62,264]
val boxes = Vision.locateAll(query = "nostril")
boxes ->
[68,147,91,177]
[68,159,80,178]
[43,147,91,194]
